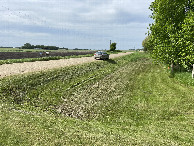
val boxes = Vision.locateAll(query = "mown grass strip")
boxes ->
[0,53,143,112]
[0,52,193,145]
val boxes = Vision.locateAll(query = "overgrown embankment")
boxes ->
[0,52,193,145]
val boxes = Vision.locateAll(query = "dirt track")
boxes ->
[0,52,133,78]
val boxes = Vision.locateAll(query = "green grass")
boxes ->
[174,71,194,86]
[106,50,128,54]
[0,52,193,145]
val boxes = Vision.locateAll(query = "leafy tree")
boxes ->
[110,42,117,51]
[176,11,194,68]
[142,35,153,52]
[22,43,33,49]
[149,0,194,69]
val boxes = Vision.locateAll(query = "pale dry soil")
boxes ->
[0,52,133,78]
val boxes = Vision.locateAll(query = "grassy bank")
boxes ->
[0,53,193,145]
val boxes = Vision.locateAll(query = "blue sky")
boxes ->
[0,0,153,50]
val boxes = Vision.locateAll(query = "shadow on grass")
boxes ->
[169,65,192,78]
[169,71,175,78]
[104,59,117,64]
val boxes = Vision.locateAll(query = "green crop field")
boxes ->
[0,52,193,145]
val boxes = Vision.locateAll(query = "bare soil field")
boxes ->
[0,52,133,78]
[0,51,96,60]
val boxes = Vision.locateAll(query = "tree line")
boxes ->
[21,43,65,50]
[0,47,13,48]
[143,0,194,69]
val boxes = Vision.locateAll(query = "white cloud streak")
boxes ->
[0,0,154,49]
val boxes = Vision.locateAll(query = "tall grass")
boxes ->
[0,52,193,145]
[174,71,194,86]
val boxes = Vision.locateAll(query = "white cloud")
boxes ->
[0,0,154,49]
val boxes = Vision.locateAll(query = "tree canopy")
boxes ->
[142,35,153,52]
[21,43,59,50]
[110,42,117,51]
[149,0,194,68]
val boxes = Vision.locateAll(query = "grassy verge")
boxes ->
[173,71,194,86]
[106,50,128,54]
[0,52,193,145]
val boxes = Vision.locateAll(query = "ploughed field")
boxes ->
[0,51,96,60]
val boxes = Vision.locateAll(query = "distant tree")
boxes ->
[110,42,117,51]
[22,43,33,49]
[60,47,68,50]
[44,46,59,50]
[40,45,45,49]
[21,43,60,50]
[142,35,153,52]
